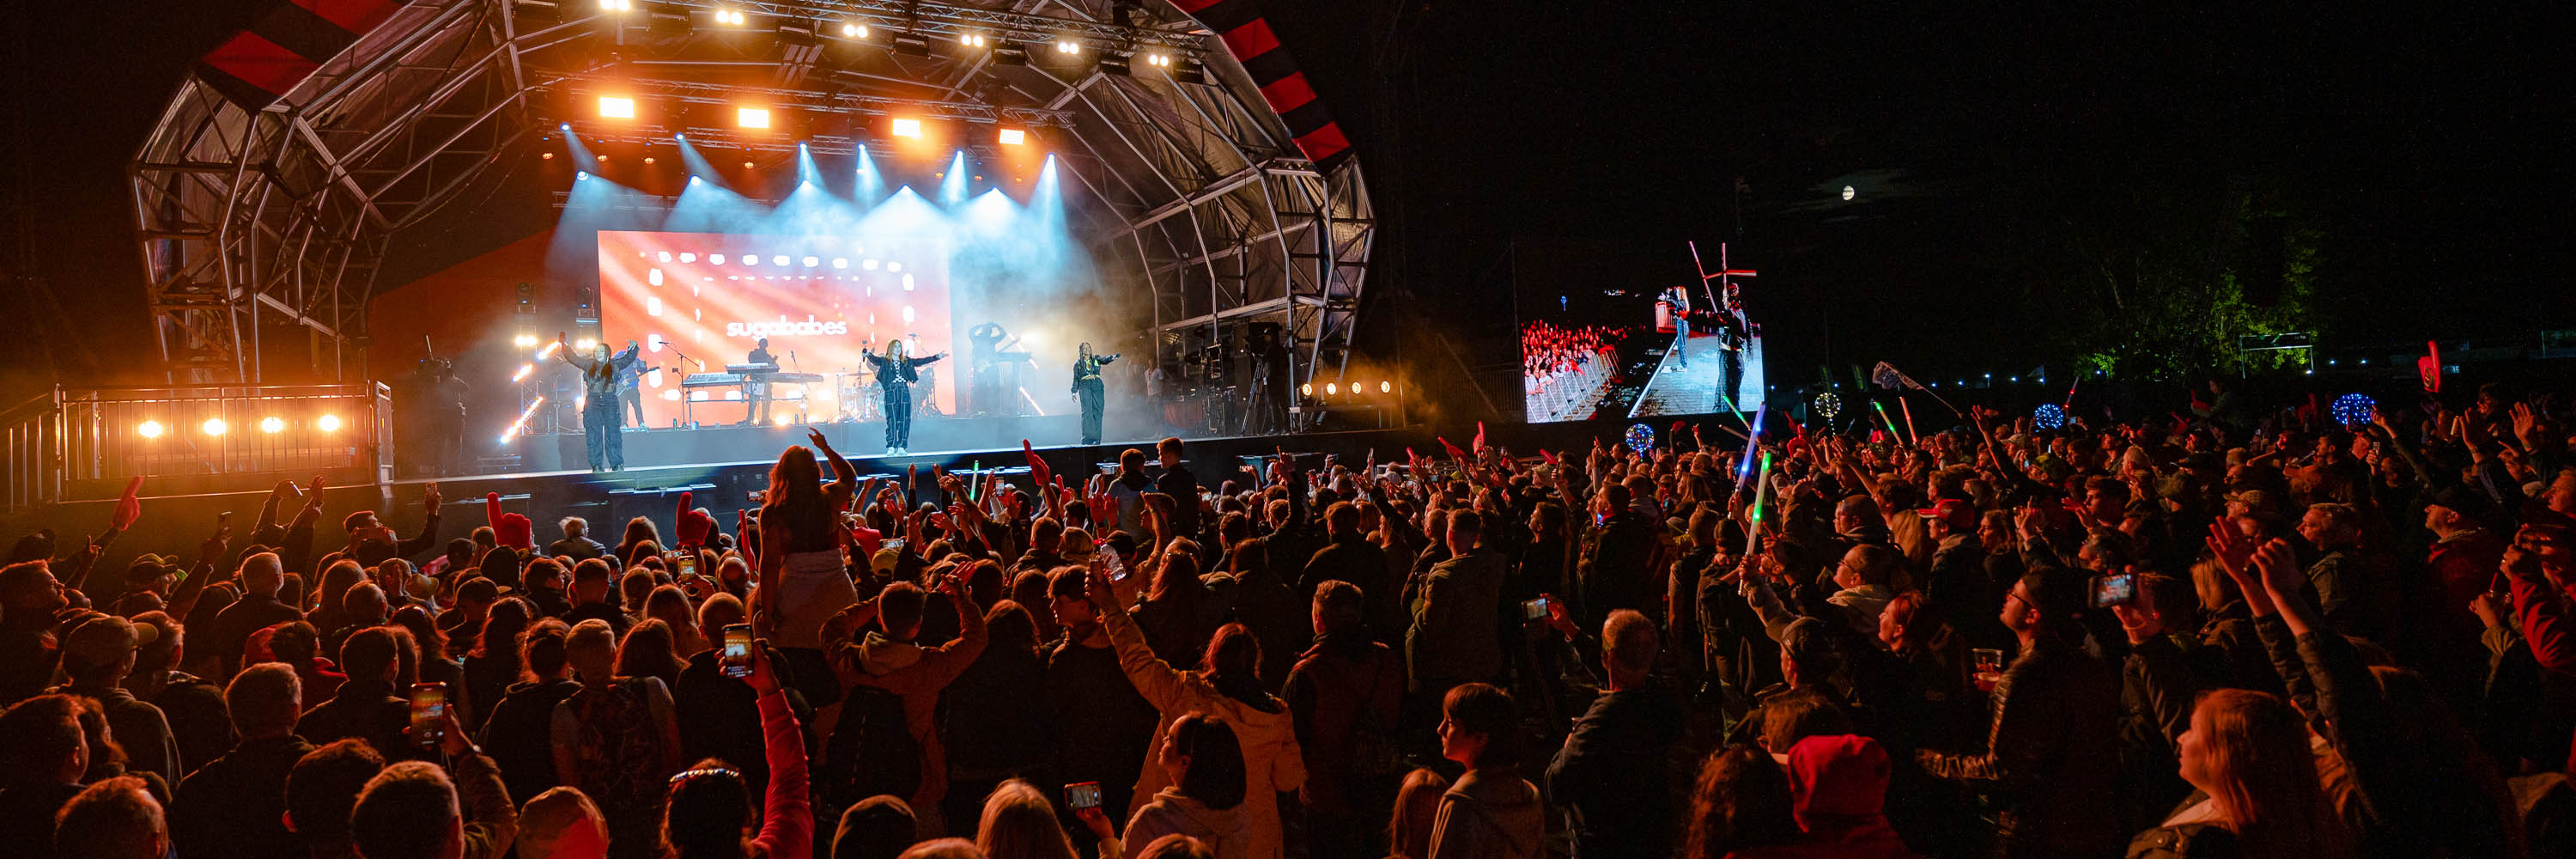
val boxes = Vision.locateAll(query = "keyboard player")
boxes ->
[743,337,775,425]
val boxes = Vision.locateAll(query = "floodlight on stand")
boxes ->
[997,128,1026,146]
[737,107,770,129]
[598,95,635,119]
[890,118,922,138]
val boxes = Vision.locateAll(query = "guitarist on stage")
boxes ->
[614,339,650,430]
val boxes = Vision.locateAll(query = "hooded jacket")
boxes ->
[1101,599,1304,858]
[1425,769,1545,859]
[1784,734,1916,858]
[832,595,989,815]
[1119,787,1251,859]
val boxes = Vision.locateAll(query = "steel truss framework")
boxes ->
[131,0,1372,392]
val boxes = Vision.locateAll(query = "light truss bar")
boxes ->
[560,74,1077,127]
[656,1,1208,55]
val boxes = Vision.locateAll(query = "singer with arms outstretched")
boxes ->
[863,340,945,455]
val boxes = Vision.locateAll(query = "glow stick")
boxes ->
[1735,407,1765,480]
[1898,397,1919,445]
[1871,400,1900,437]
[1747,449,1775,557]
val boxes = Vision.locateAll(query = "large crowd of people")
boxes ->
[5,379,2576,859]
[1521,323,1629,423]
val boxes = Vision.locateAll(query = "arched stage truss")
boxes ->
[131,0,1373,394]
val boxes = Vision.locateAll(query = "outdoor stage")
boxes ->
[490,414,1083,474]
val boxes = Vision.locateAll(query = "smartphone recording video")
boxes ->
[721,624,754,679]
[672,551,699,579]
[2090,572,2137,609]
[1101,545,1129,583]
[410,683,447,746]
[1066,782,1103,810]
[1520,596,1552,621]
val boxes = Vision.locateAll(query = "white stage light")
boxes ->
[137,420,164,439]
[832,258,848,269]
[891,118,922,138]
[598,96,635,119]
[738,107,770,129]
[997,128,1026,145]
[317,414,342,431]
[259,417,285,434]
[202,418,228,436]
[802,256,819,267]
[842,22,867,39]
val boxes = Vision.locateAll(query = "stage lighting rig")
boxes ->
[598,95,636,119]
[840,21,869,39]
[596,0,633,11]
[997,128,1025,146]
[737,107,770,129]
[890,31,933,56]
[958,32,988,48]
[891,118,923,138]
[712,6,747,26]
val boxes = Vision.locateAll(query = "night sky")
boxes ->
[7,2,2566,407]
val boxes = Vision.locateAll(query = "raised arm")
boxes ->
[743,645,812,858]
[1089,562,1183,710]
[808,428,858,497]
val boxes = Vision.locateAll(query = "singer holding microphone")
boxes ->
[1072,342,1118,446]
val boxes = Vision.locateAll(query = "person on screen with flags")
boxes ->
[865,339,945,455]
[559,332,637,472]
[1072,343,1119,446]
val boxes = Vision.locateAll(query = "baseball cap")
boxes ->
[1916,499,1978,533]
[62,613,158,672]
[125,554,183,584]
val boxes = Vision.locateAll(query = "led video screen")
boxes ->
[597,230,954,426]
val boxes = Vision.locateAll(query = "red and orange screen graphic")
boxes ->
[598,230,954,426]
